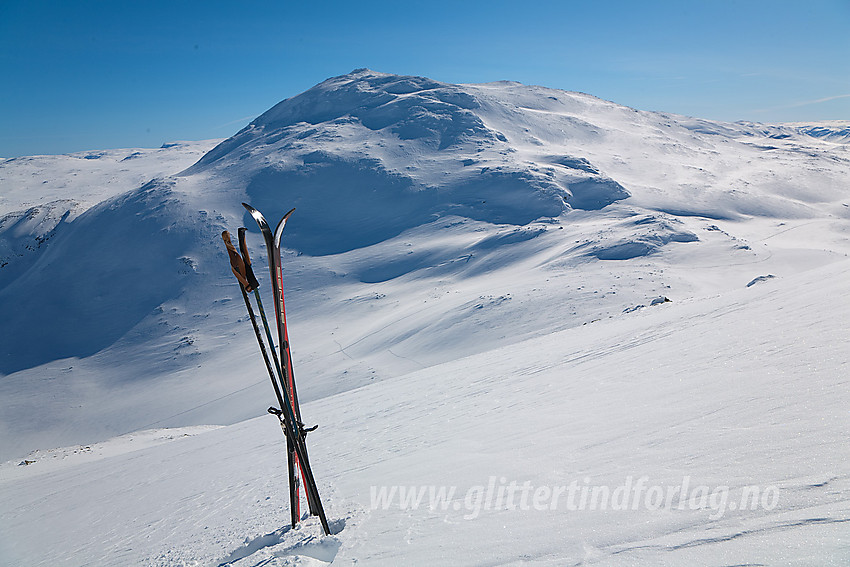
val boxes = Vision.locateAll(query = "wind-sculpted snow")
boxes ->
[583,216,699,261]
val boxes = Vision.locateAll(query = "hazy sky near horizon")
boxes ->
[1,0,848,157]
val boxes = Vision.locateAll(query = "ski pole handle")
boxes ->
[221,230,254,292]
[237,227,262,292]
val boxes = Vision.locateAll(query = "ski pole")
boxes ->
[222,230,300,528]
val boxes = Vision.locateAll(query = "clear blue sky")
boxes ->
[1,0,848,157]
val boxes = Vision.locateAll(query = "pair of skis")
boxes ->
[221,203,330,535]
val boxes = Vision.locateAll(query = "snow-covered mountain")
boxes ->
[1,70,849,565]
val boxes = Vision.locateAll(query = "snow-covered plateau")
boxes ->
[1,69,848,565]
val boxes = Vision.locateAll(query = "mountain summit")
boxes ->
[186,69,630,254]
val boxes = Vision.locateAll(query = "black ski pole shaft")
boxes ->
[222,231,286,410]
[223,231,299,528]
[237,228,285,385]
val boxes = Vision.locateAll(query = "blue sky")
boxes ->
[1,0,848,157]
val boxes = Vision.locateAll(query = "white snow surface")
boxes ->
[1,69,849,565]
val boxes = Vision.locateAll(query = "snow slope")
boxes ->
[0,69,849,564]
[0,141,221,309]
[1,255,848,566]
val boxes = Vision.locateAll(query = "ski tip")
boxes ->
[242,203,269,230]
[274,208,297,244]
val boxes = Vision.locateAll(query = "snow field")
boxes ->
[1,70,849,564]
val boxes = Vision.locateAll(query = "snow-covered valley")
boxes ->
[1,70,848,565]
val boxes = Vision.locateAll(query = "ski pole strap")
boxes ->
[268,406,283,417]
[237,227,262,292]
[221,230,254,292]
